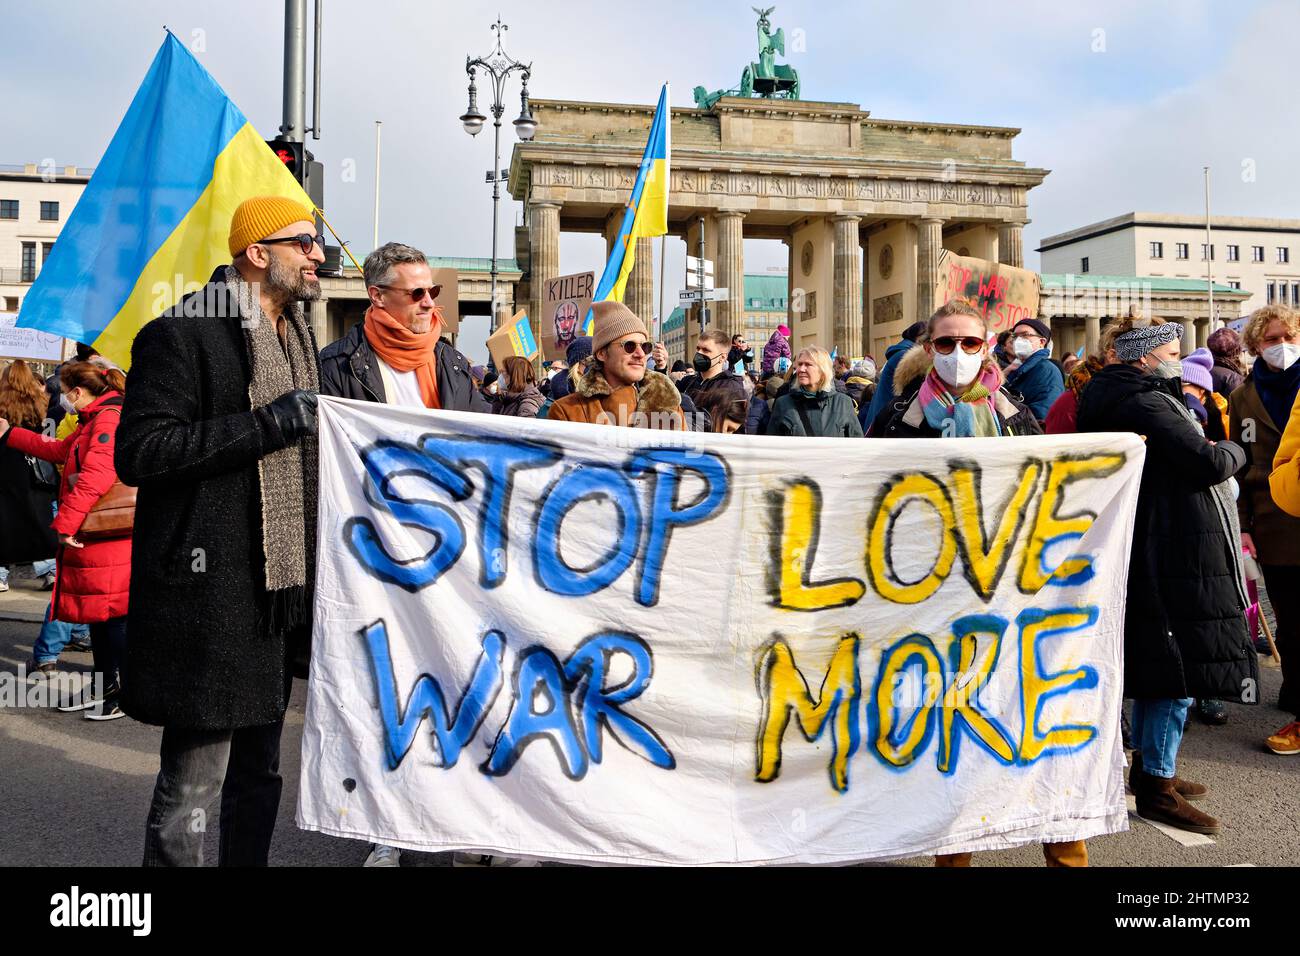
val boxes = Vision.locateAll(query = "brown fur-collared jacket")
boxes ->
[547,361,685,429]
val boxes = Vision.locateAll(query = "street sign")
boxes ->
[686,255,714,274]
[705,287,729,300]
[679,290,703,303]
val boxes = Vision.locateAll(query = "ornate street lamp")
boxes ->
[460,17,535,331]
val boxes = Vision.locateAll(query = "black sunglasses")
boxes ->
[258,233,324,255]
[378,284,443,303]
[615,340,653,355]
[931,335,986,355]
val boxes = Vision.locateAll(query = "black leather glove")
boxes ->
[266,389,319,443]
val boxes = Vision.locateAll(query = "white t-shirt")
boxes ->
[376,357,426,409]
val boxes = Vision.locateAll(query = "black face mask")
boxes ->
[693,352,715,374]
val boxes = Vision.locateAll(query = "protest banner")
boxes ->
[541,271,594,361]
[936,252,1041,333]
[299,397,1144,865]
[0,314,64,362]
[486,309,539,369]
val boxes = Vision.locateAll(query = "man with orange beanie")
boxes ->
[319,242,488,413]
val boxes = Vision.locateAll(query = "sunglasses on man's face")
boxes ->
[615,339,653,356]
[258,233,324,255]
[377,284,443,303]
[931,336,986,355]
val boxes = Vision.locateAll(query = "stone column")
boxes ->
[1085,315,1101,358]
[1180,317,1196,356]
[1196,317,1210,349]
[528,201,561,344]
[998,223,1024,268]
[309,298,329,348]
[716,211,745,338]
[628,236,655,329]
[832,215,863,358]
[861,234,872,358]
[916,218,944,322]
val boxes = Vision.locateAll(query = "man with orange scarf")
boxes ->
[319,242,489,413]
[318,242,488,868]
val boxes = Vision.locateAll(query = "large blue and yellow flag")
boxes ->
[586,83,670,329]
[17,32,309,367]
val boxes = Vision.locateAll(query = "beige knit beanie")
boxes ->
[590,300,648,355]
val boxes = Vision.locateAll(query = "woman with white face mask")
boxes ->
[867,299,1042,438]
[1229,305,1300,756]
[1078,313,1256,836]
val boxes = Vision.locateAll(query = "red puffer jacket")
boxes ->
[5,392,131,623]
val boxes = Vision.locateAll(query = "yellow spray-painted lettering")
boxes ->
[756,636,861,793]
[938,625,1016,774]
[1019,455,1123,592]
[950,461,1042,598]
[772,480,865,611]
[1018,607,1100,762]
[867,474,957,604]
[873,635,943,767]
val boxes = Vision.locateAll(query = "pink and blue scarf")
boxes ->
[919,364,1003,437]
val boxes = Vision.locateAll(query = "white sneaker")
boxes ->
[363,843,401,867]
[452,852,540,867]
[0,579,9,592]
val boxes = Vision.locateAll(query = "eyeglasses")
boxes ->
[931,336,986,355]
[257,234,324,255]
[1011,331,1042,340]
[615,340,653,355]
[377,284,443,303]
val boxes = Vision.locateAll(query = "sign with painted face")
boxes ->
[542,271,594,361]
[935,252,1041,333]
[299,397,1144,864]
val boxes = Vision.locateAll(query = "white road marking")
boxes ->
[1125,795,1216,847]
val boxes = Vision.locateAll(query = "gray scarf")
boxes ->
[225,266,319,625]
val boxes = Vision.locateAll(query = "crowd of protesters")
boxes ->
[0,195,1296,869]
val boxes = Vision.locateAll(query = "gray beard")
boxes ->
[266,253,321,302]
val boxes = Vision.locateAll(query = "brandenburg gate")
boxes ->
[509,95,1048,358]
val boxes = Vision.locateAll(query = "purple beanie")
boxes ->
[1181,347,1214,393]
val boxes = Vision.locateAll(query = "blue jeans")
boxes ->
[1130,698,1193,778]
[32,599,91,665]
[0,560,54,583]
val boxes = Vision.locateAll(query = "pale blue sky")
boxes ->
[4,0,1294,356]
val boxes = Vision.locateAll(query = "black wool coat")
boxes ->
[0,430,58,565]
[115,267,317,730]
[1076,364,1257,701]
[318,320,490,412]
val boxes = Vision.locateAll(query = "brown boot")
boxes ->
[1132,769,1221,835]
[1129,753,1207,801]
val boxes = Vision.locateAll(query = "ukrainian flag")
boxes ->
[586,83,670,329]
[17,32,309,367]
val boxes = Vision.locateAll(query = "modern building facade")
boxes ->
[662,272,789,366]
[1039,212,1300,322]
[0,163,91,314]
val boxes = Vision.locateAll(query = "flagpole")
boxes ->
[656,234,666,342]
[373,120,382,253]
[1204,166,1214,330]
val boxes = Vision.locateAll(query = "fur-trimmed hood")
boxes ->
[892,344,1005,393]
[573,361,682,415]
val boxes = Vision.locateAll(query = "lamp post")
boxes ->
[460,17,536,332]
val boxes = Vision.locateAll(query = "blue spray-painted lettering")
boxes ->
[627,449,730,607]
[564,632,674,769]
[938,614,1016,775]
[533,465,642,596]
[361,620,504,771]
[1040,532,1095,587]
[484,646,588,779]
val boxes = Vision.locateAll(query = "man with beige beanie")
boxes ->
[548,301,684,429]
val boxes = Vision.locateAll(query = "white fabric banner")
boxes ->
[298,396,1145,865]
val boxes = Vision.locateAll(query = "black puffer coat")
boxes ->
[115,267,317,729]
[1076,363,1257,701]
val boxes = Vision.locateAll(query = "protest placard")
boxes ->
[541,271,594,361]
[936,252,1041,333]
[485,309,539,369]
[300,399,1142,864]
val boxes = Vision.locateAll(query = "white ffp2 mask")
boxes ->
[933,349,985,390]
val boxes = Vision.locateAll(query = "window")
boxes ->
[1201,244,1214,261]
[1228,281,1242,290]
[1268,282,1276,304]
[1175,243,1189,260]
[2,296,18,312]
[1227,244,1240,261]
[20,242,36,282]
[1149,241,1163,259]
[0,199,16,219]
[39,201,59,222]
[42,241,54,263]
[1081,256,1090,273]
[1253,245,1265,262]
[1294,283,1300,304]
[1279,247,1291,264]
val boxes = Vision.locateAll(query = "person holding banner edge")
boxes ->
[1078,313,1257,835]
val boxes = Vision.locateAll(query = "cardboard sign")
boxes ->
[0,314,64,361]
[430,268,460,334]
[935,253,1041,333]
[486,309,539,369]
[300,398,1144,865]
[542,271,594,361]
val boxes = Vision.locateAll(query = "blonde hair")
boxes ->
[794,347,835,393]
[1241,305,1300,355]
[926,298,988,339]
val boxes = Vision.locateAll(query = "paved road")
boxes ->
[0,587,1294,867]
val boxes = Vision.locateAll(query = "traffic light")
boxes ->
[266,139,305,184]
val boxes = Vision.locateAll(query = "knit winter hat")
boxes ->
[1114,322,1184,361]
[566,335,594,367]
[777,324,791,337]
[590,301,647,355]
[1207,327,1242,360]
[1013,318,1052,342]
[228,195,316,257]
[1181,347,1214,393]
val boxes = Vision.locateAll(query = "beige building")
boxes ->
[1039,212,1300,322]
[0,163,91,313]
[509,96,1048,363]
[663,272,790,366]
